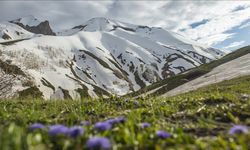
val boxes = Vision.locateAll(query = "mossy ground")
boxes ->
[0,75,250,150]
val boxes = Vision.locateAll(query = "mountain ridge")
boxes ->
[10,15,56,36]
[0,16,225,99]
[128,45,250,98]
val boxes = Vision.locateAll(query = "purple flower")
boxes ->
[114,117,127,123]
[80,121,91,126]
[105,117,126,125]
[156,130,171,139]
[67,126,84,138]
[94,122,112,131]
[29,123,45,131]
[86,137,111,150]
[105,119,117,125]
[140,122,151,128]
[48,124,69,136]
[228,125,249,135]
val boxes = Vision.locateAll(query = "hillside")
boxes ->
[0,21,34,42]
[164,52,250,97]
[0,74,250,149]
[128,46,250,97]
[0,16,224,99]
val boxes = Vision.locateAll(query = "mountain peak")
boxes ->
[74,17,114,32]
[69,17,140,34]
[87,17,111,22]
[11,15,42,27]
[9,15,55,36]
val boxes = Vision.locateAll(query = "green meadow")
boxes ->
[0,75,250,150]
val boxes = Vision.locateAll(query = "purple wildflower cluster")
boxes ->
[228,125,249,135]
[29,123,84,138]
[28,117,124,149]
[156,130,171,139]
[86,137,111,150]
[29,119,250,149]
[94,122,112,131]
[29,122,111,149]
[48,124,70,136]
[94,117,127,131]
[67,126,84,138]
[80,121,91,126]
[29,123,45,131]
[139,122,151,129]
[105,117,127,125]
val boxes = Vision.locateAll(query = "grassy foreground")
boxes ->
[0,76,250,150]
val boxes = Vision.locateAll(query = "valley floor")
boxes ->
[0,75,250,149]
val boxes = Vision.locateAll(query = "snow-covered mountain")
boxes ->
[0,16,55,43]
[0,21,34,42]
[0,16,225,99]
[10,15,56,35]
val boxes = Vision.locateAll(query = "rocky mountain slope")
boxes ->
[10,15,55,36]
[0,16,55,43]
[0,21,34,43]
[129,46,250,98]
[163,50,250,97]
[0,16,224,99]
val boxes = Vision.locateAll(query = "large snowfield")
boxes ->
[0,16,225,99]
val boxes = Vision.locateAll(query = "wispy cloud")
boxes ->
[0,1,249,50]
[239,21,250,29]
[223,41,245,49]
[181,2,250,46]
[197,33,235,47]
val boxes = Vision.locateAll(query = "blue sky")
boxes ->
[190,19,209,29]
[214,19,250,51]
[0,1,250,52]
[180,2,250,51]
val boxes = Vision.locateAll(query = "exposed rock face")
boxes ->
[142,68,158,83]
[2,33,12,40]
[11,20,56,36]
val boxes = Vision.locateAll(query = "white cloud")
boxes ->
[197,33,235,47]
[223,41,245,49]
[0,1,250,48]
[180,2,250,46]
[0,1,113,30]
[239,21,250,29]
